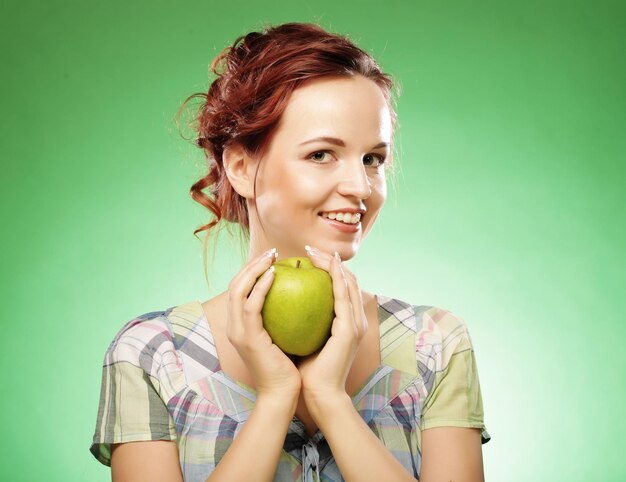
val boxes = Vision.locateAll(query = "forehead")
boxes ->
[275,75,392,142]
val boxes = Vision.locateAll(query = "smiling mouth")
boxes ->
[318,212,364,226]
[318,214,362,235]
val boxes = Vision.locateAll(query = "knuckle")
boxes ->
[230,286,244,300]
[226,330,239,345]
[242,303,256,316]
[241,338,256,352]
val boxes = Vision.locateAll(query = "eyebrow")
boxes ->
[299,136,389,149]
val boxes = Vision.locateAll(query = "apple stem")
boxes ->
[296,260,301,268]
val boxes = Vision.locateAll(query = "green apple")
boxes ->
[257,256,335,356]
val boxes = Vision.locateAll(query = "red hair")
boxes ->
[177,22,400,272]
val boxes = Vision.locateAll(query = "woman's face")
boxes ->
[248,74,392,262]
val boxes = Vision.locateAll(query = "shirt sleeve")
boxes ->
[418,308,491,444]
[89,318,178,467]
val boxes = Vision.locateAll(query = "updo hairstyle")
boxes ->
[177,22,400,278]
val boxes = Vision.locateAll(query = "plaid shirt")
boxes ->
[90,295,490,481]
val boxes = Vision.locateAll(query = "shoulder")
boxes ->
[102,301,203,368]
[376,293,472,347]
[376,294,476,373]
[410,305,479,395]
[102,306,175,368]
[101,300,214,382]
[414,305,474,354]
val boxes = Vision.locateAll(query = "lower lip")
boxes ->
[319,215,361,233]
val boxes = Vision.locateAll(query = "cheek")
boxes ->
[369,178,387,210]
[361,182,386,233]
[255,176,325,224]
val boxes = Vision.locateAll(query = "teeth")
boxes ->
[321,212,361,224]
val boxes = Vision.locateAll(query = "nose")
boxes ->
[337,160,372,199]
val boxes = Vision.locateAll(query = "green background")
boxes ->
[1,1,624,480]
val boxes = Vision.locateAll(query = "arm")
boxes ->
[308,395,485,482]
[420,426,484,481]
[300,249,488,481]
[110,394,298,482]
[206,393,298,481]
[111,440,183,482]
[108,250,302,481]
[298,249,415,480]
[307,393,417,481]
[418,309,489,481]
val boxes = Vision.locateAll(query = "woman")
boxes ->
[90,22,491,482]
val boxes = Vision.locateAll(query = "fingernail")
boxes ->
[265,248,277,257]
[305,245,319,255]
[261,265,275,282]
[335,252,345,274]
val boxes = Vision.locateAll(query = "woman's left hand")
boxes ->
[297,245,369,407]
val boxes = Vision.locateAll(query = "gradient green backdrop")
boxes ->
[1,1,624,481]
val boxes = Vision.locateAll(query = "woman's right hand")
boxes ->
[226,248,301,400]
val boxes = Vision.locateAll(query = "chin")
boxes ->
[306,238,360,260]
[339,247,359,261]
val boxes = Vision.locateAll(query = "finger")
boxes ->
[335,258,360,337]
[305,245,355,276]
[340,263,356,281]
[341,264,368,338]
[243,265,275,337]
[304,247,362,338]
[229,249,277,300]
[228,249,277,340]
[329,252,356,337]
[304,245,332,271]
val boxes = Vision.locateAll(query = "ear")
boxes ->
[222,142,258,200]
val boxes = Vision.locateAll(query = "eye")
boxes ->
[307,150,387,167]
[363,153,386,168]
[308,151,332,163]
